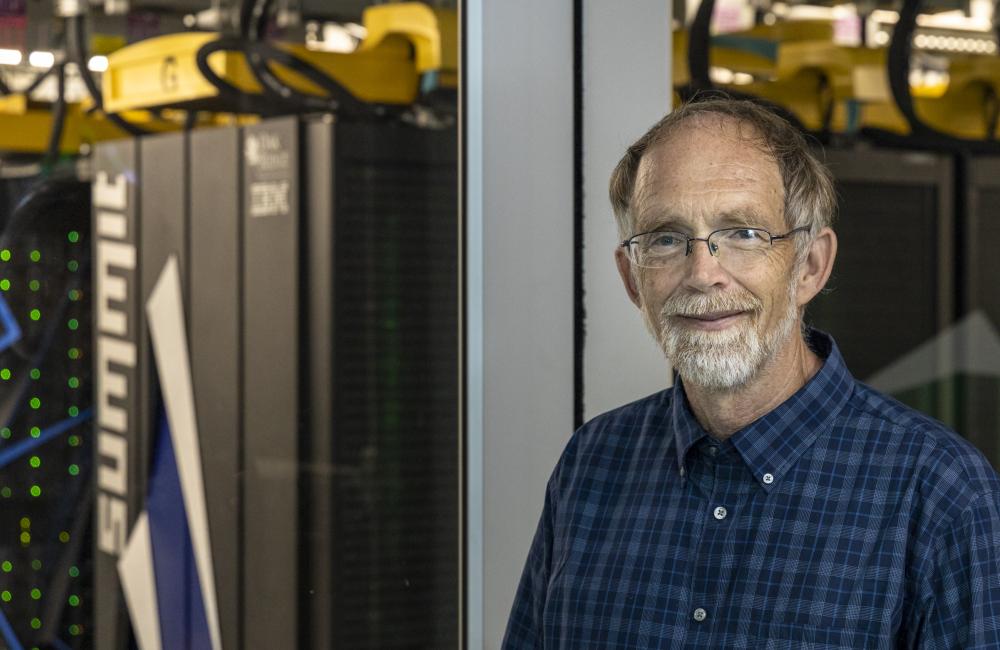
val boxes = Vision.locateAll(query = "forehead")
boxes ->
[632,119,784,232]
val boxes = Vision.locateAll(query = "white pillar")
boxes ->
[463,1,574,648]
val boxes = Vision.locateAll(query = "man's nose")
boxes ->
[682,238,729,290]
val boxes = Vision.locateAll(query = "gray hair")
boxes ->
[609,97,837,255]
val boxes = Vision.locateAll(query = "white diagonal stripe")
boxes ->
[146,255,222,650]
[118,511,162,650]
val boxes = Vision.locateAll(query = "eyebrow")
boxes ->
[635,209,769,234]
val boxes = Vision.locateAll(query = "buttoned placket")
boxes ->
[684,443,750,647]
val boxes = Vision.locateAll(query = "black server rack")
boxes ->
[93,115,460,649]
[810,149,955,406]
[0,172,93,648]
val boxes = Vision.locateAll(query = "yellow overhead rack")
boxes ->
[102,2,456,113]
[676,25,1000,140]
[0,95,127,154]
[673,21,834,87]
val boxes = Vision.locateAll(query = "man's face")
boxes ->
[626,119,802,391]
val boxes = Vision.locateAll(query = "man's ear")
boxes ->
[615,247,643,309]
[796,226,837,307]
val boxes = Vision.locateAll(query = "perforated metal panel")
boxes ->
[323,122,459,649]
[809,150,953,382]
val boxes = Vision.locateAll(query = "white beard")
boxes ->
[642,279,799,391]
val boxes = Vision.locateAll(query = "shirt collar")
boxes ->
[671,329,855,492]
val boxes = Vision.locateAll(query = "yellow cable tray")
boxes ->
[102,2,456,113]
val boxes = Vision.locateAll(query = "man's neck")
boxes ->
[683,333,823,440]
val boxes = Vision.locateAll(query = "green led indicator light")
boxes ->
[68,376,79,388]
[68,464,79,476]
[67,260,78,272]
[29,618,40,630]
[68,566,78,578]
[69,624,80,636]
[0,591,9,603]
[68,435,80,447]
[29,309,40,321]
[58,531,69,543]
[0,487,10,498]
[30,560,40,571]
[30,427,40,438]
[29,250,39,262]
[0,369,9,380]
[68,348,80,360]
[0,429,10,440]
[67,318,78,331]
[29,485,40,497]
[30,588,40,600]
[68,406,79,417]
[0,279,8,291]
[29,368,39,380]
[29,397,40,409]
[20,531,30,544]
[68,288,80,301]
[19,517,29,528]
[67,231,79,243]
[2,561,12,573]
[68,594,79,607]
[28,279,39,292]
[28,456,40,468]
[0,250,9,261]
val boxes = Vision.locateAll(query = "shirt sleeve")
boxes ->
[501,480,556,650]
[913,491,1000,649]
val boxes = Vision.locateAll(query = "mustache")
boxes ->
[660,291,762,319]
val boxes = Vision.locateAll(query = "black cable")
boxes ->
[248,0,273,41]
[43,63,67,169]
[240,0,372,116]
[21,65,54,96]
[886,0,930,137]
[247,42,370,115]
[65,14,148,137]
[239,0,257,39]
[195,36,279,114]
[688,0,715,91]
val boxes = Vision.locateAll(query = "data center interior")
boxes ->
[0,0,992,647]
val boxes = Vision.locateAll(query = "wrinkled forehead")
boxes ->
[631,118,784,231]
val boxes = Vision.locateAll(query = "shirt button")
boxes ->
[679,467,686,478]
[762,473,774,485]
[706,445,718,457]
[693,608,707,622]
[713,506,728,520]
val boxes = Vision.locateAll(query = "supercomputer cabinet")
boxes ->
[93,115,459,649]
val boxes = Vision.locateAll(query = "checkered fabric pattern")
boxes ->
[503,330,1000,649]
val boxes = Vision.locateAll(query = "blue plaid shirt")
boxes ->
[503,331,1000,649]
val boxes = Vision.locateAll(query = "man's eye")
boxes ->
[728,229,763,241]
[650,234,682,247]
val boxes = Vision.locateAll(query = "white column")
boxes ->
[464,1,574,648]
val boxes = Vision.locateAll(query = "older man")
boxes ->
[502,98,1000,649]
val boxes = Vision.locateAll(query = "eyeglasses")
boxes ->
[621,226,810,270]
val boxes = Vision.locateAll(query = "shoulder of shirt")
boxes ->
[548,387,674,489]
[845,379,1000,515]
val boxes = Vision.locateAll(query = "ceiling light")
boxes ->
[88,55,108,72]
[28,51,53,68]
